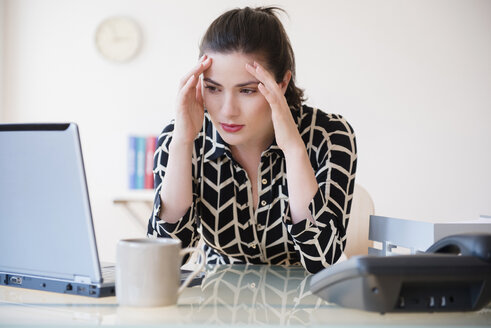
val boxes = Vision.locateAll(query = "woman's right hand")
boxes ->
[173,55,212,145]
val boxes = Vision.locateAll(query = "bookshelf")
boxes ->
[113,190,154,229]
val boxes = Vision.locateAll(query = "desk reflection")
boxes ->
[195,264,323,325]
[115,264,324,326]
[1,264,490,327]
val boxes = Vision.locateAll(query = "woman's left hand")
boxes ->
[246,62,318,225]
[245,62,303,154]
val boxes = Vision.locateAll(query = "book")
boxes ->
[144,136,157,189]
[128,136,137,189]
[134,136,146,189]
[128,134,158,190]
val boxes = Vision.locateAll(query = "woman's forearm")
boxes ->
[284,144,318,225]
[158,139,194,223]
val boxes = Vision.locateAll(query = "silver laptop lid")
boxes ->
[0,123,102,283]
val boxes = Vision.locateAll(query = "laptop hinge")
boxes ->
[74,275,91,284]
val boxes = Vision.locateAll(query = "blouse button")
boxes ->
[257,224,264,230]
[250,243,257,249]
[261,178,268,185]
[260,200,267,206]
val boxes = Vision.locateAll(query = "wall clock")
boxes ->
[95,17,142,62]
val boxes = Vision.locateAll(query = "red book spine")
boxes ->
[144,136,157,189]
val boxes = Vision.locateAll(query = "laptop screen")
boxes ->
[0,123,102,283]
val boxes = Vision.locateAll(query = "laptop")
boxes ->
[0,123,115,297]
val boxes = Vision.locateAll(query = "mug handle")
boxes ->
[177,247,206,295]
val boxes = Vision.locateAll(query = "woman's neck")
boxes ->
[229,132,274,167]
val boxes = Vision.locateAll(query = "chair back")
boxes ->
[344,184,375,257]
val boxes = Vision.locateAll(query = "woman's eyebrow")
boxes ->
[203,78,222,86]
[236,81,260,87]
[203,77,259,88]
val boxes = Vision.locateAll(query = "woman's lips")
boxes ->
[221,123,244,133]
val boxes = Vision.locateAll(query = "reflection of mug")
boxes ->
[116,238,205,307]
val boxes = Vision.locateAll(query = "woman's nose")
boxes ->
[221,93,240,117]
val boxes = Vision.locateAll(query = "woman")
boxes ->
[148,7,357,274]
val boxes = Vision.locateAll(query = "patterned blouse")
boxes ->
[147,105,357,273]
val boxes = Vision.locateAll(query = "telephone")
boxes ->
[426,233,491,262]
[310,233,491,313]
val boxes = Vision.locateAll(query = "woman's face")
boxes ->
[202,52,275,151]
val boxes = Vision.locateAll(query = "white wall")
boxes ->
[3,0,491,262]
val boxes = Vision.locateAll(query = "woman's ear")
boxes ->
[279,70,292,95]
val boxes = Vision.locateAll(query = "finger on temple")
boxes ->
[182,74,197,94]
[180,58,210,88]
[199,54,207,62]
[247,62,275,90]
[245,63,262,81]
[258,82,270,98]
[195,79,203,105]
[258,83,277,106]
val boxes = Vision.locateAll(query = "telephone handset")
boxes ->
[426,233,491,263]
[310,233,491,313]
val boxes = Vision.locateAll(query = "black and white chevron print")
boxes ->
[195,264,320,325]
[148,105,357,273]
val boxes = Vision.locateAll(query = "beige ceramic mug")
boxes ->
[116,238,205,307]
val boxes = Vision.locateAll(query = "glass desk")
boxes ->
[0,264,490,327]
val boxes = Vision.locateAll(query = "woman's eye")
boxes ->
[241,88,256,94]
[204,85,218,93]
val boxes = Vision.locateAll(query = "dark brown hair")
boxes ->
[199,7,305,109]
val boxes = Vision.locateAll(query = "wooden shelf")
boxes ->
[113,189,154,204]
[113,190,155,228]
